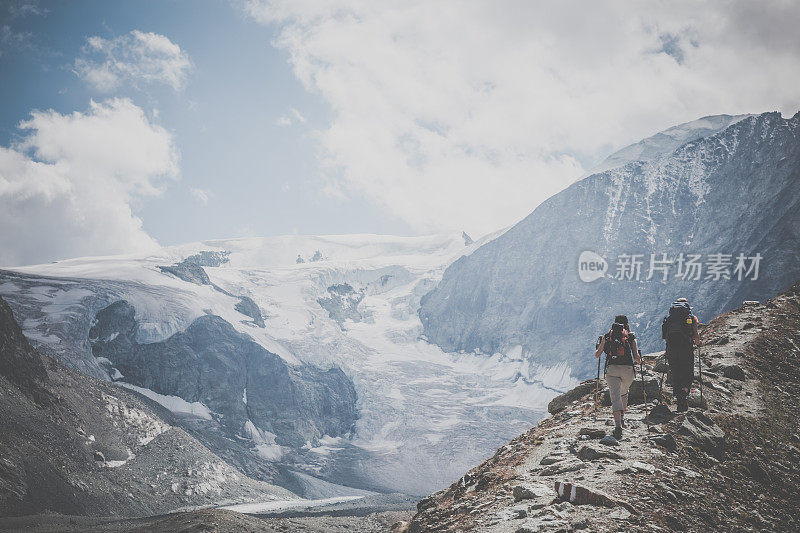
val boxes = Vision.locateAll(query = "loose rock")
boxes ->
[513,483,552,502]
[578,427,606,439]
[599,435,620,447]
[577,445,622,461]
[678,411,726,455]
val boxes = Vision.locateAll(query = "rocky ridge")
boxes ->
[403,280,800,532]
[0,295,296,518]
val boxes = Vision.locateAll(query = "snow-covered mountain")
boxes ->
[419,111,800,378]
[585,114,753,177]
[0,233,572,497]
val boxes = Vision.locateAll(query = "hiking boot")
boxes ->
[613,426,623,439]
[676,397,689,412]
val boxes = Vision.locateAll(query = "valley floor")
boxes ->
[0,509,413,533]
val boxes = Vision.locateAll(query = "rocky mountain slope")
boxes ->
[404,280,800,532]
[0,295,296,517]
[419,111,800,378]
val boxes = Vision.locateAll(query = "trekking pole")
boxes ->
[698,344,703,403]
[639,350,650,438]
[594,336,602,421]
[657,353,667,404]
[594,355,601,421]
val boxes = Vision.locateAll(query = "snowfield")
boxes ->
[0,232,576,495]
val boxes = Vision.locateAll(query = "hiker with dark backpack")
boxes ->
[594,314,641,439]
[661,297,702,412]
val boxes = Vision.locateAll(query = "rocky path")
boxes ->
[403,281,800,532]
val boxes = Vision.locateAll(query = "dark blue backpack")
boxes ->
[662,301,693,340]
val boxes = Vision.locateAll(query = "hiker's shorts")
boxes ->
[606,364,635,412]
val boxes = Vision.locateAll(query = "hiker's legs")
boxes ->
[606,365,634,427]
[667,340,693,402]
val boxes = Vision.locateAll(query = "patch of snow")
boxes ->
[104,448,135,468]
[244,419,288,461]
[117,382,212,420]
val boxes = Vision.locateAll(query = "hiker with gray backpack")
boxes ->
[594,314,641,439]
[661,297,702,412]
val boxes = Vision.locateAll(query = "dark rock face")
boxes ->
[89,301,358,448]
[235,296,265,327]
[317,283,366,325]
[419,112,800,378]
[157,251,230,286]
[183,250,230,267]
[0,296,293,518]
[157,262,212,285]
[0,296,48,397]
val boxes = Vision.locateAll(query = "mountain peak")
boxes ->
[587,113,755,177]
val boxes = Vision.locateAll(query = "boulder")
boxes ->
[678,411,725,455]
[578,427,606,439]
[647,403,675,424]
[711,363,746,381]
[513,482,553,501]
[599,435,619,447]
[577,445,622,461]
[548,380,597,414]
[628,375,660,404]
[651,433,677,452]
[688,389,708,409]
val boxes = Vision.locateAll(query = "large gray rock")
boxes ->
[678,411,725,455]
[419,112,800,379]
[547,379,596,414]
[90,301,358,448]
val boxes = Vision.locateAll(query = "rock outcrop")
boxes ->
[90,300,358,448]
[0,296,295,518]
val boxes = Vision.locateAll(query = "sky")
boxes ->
[1,0,799,266]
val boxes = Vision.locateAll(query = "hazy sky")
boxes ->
[1,0,799,266]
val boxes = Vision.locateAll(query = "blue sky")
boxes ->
[2,0,799,266]
[1,0,412,261]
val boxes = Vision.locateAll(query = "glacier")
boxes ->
[0,232,576,496]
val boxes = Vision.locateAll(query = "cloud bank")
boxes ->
[75,30,192,92]
[0,98,178,266]
[244,0,800,237]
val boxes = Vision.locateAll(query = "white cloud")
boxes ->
[74,30,192,92]
[275,107,306,126]
[244,0,800,237]
[190,187,210,205]
[0,98,179,266]
[7,1,47,18]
